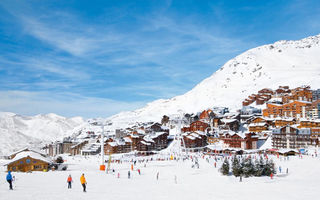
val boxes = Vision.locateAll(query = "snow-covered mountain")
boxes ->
[1,34,320,155]
[0,112,84,155]
[108,34,320,128]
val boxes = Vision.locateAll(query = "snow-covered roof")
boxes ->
[278,149,299,154]
[108,142,118,147]
[161,126,169,130]
[123,137,132,143]
[248,122,267,127]
[140,141,151,145]
[186,135,196,140]
[8,147,46,157]
[6,151,52,165]
[221,118,238,123]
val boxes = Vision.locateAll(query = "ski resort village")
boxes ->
[2,85,320,200]
[1,1,320,199]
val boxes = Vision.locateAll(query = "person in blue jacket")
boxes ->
[6,171,13,190]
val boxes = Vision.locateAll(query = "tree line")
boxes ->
[220,156,276,177]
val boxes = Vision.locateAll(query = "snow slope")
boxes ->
[0,112,84,155]
[1,153,319,200]
[108,34,320,128]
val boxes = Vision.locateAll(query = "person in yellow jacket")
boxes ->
[80,174,87,192]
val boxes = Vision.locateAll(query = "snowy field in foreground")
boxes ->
[0,153,319,200]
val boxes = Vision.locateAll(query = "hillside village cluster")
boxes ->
[4,85,320,172]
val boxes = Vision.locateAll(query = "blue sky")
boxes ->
[0,0,319,118]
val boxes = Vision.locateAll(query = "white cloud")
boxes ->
[0,90,146,118]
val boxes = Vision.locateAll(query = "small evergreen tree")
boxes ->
[263,159,276,176]
[232,156,242,177]
[242,157,254,177]
[253,157,264,177]
[220,158,230,175]
[262,159,276,176]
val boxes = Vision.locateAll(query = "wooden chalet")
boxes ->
[6,151,52,172]
[219,132,258,149]
[181,120,209,133]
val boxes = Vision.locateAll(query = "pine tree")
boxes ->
[232,156,242,177]
[253,157,264,177]
[242,157,254,177]
[262,159,276,176]
[220,158,230,175]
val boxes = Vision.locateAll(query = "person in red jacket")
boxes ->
[67,175,73,189]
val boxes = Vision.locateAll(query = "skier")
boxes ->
[214,162,217,168]
[128,171,131,179]
[117,172,120,178]
[270,173,273,179]
[67,175,73,189]
[138,169,141,175]
[286,168,289,174]
[80,174,87,192]
[279,166,282,173]
[6,171,13,190]
[156,172,159,180]
[240,175,242,182]
[174,175,177,184]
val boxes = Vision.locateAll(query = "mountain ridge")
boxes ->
[106,34,320,128]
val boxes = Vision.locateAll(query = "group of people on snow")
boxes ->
[5,171,87,192]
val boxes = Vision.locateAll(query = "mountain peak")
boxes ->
[107,34,320,128]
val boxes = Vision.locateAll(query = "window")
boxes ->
[34,165,42,169]
[26,159,31,164]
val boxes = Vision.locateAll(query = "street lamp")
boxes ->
[100,124,106,171]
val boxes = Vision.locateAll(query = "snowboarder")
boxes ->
[128,171,131,179]
[6,171,13,190]
[80,174,87,192]
[67,175,73,189]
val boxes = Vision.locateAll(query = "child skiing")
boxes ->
[6,171,13,190]
[80,174,87,192]
[67,175,73,189]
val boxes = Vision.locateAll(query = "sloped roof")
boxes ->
[6,151,52,165]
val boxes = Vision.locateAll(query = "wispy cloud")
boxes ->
[0,90,145,118]
[1,1,290,117]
